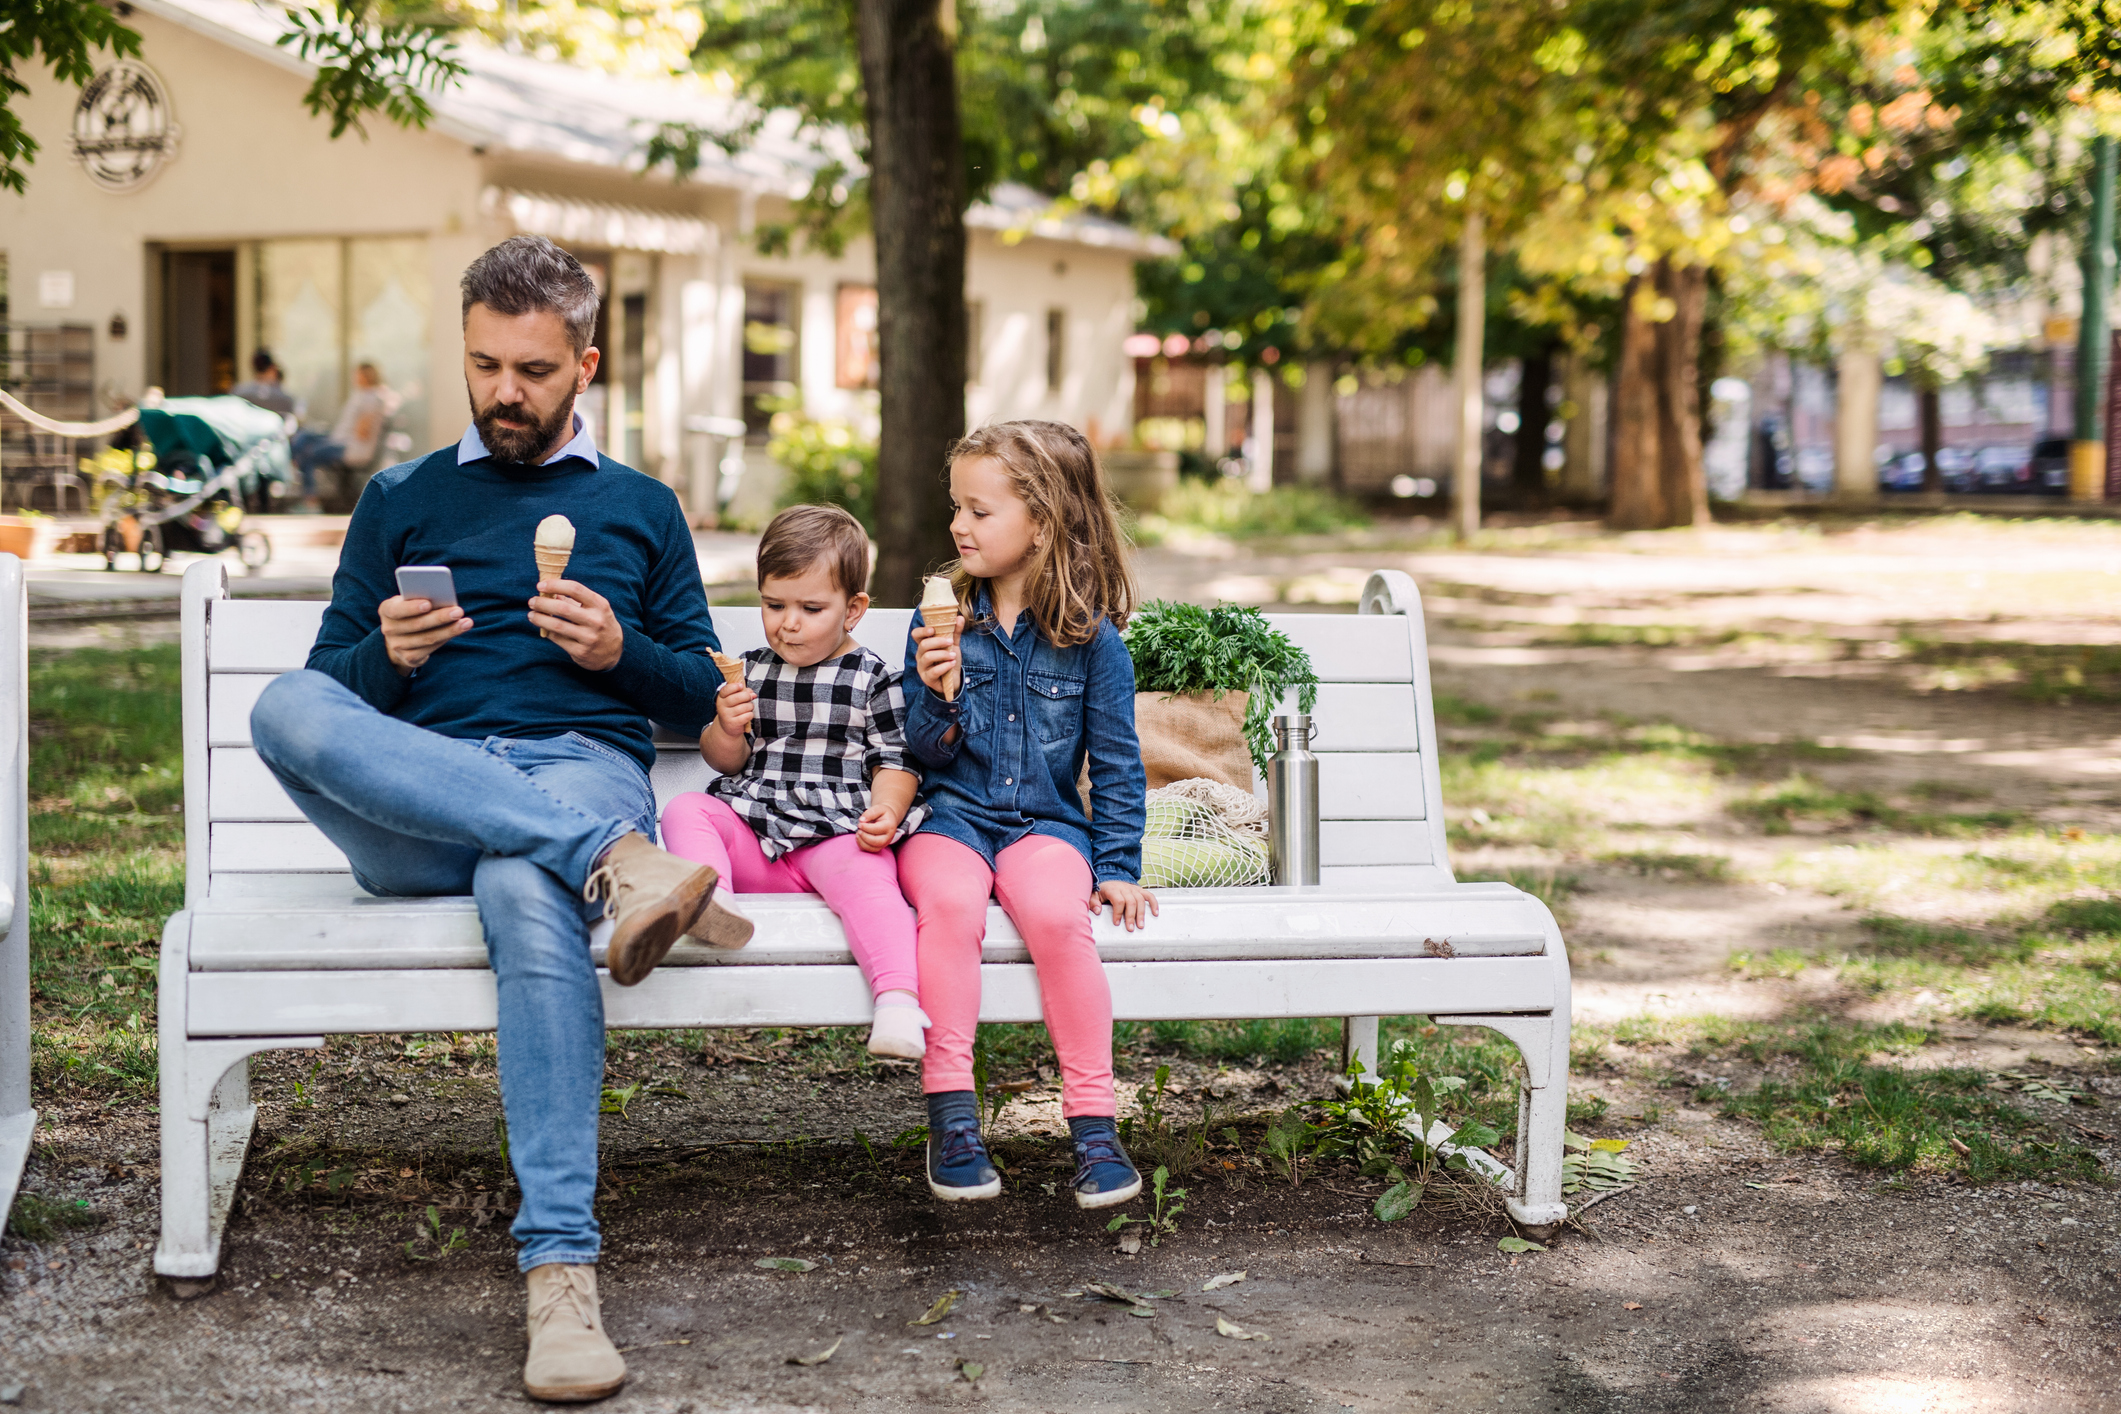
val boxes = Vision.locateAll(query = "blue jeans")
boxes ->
[250,669,654,1271]
[289,431,343,497]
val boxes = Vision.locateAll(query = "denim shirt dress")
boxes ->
[902,588,1147,886]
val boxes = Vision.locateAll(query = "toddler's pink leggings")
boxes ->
[659,792,917,999]
[897,831,1114,1118]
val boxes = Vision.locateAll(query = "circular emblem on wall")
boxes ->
[72,60,181,192]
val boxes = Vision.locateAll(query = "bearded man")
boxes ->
[249,235,748,1403]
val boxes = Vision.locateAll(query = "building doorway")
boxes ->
[162,248,236,395]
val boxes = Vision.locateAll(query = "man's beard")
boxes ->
[472,390,575,465]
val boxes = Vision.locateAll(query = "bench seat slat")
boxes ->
[187,954,1558,1036]
[185,886,1548,971]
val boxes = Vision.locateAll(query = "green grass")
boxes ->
[1897,638,2121,703]
[28,646,186,1098]
[5,1189,104,1241]
[1136,480,1370,541]
[1601,850,1733,881]
[1581,1013,2105,1181]
[1731,773,2022,836]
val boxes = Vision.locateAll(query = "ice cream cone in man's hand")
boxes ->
[533,515,575,639]
[920,574,961,700]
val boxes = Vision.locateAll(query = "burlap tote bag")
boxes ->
[1078,690,1254,816]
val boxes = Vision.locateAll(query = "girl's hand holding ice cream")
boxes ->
[710,679,757,739]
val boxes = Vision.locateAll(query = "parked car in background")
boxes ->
[2030,437,2070,494]
[1878,446,1977,493]
[1879,450,1927,491]
[1974,444,2033,493]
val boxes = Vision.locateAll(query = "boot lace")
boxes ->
[530,1266,598,1332]
[582,864,621,920]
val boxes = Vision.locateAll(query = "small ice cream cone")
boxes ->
[533,515,577,640]
[919,574,961,701]
[709,649,746,689]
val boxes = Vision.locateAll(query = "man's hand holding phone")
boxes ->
[384,566,471,675]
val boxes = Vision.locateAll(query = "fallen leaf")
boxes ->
[1624,1302,1643,1311]
[910,1290,961,1326]
[1216,1316,1269,1341]
[1115,1229,1142,1255]
[1141,1289,1177,1299]
[1744,1182,1771,1190]
[957,1359,985,1382]
[1202,1272,1247,1291]
[788,1336,842,1367]
[1498,1237,1546,1254]
[755,1257,816,1273]
[1946,1136,1972,1157]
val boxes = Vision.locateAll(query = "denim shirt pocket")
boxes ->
[956,666,997,737]
[1026,670,1087,745]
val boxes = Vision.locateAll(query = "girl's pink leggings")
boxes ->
[897,831,1113,1118]
[659,793,917,999]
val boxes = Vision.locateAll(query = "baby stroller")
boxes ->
[97,396,288,573]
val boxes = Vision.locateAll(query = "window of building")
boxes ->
[1045,307,1065,393]
[835,283,879,390]
[743,281,800,441]
[256,236,430,446]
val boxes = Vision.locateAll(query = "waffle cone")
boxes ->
[533,548,572,638]
[927,607,961,701]
[710,650,746,687]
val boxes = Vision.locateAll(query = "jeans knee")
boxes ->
[250,670,345,771]
[476,855,592,980]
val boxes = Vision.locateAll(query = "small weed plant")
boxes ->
[1106,1165,1186,1246]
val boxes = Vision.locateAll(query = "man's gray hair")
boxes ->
[460,236,601,353]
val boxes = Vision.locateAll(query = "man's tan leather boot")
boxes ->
[523,1263,627,1403]
[583,832,753,985]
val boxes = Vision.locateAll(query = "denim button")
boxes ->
[1005,777,1013,785]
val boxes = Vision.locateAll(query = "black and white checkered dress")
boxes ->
[706,645,927,858]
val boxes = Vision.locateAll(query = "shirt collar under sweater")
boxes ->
[456,412,599,468]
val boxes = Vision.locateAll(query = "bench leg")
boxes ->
[1437,1013,1569,1230]
[1340,1016,1380,1085]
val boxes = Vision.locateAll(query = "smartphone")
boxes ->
[394,565,458,608]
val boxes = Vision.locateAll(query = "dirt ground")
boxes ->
[8,514,2121,1412]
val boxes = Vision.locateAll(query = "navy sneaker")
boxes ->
[1067,1117,1141,1210]
[926,1091,1001,1201]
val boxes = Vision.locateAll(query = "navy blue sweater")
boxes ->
[306,445,722,771]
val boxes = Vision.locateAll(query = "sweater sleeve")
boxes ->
[600,489,724,734]
[1082,623,1146,885]
[305,474,410,712]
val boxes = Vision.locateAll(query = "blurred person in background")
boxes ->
[291,361,396,512]
[232,350,299,418]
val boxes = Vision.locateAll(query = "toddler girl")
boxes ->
[903,420,1156,1209]
[660,504,929,1058]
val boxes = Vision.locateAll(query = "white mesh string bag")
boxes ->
[1139,777,1271,888]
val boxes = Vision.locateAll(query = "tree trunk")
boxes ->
[1452,210,1486,540]
[1653,258,1710,527]
[1918,382,1943,495]
[1608,275,1663,529]
[1512,341,1554,507]
[858,0,966,605]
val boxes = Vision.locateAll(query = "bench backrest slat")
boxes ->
[185,567,1451,898]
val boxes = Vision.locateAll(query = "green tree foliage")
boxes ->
[2,0,464,192]
[0,0,142,192]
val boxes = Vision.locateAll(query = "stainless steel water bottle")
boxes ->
[1268,713,1320,885]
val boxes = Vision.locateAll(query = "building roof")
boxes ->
[129,0,1176,257]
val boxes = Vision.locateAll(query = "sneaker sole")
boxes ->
[1074,1175,1143,1210]
[607,869,718,986]
[927,1173,1002,1201]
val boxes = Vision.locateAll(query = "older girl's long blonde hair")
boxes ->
[944,420,1137,648]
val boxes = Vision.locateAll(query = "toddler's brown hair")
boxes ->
[756,503,871,598]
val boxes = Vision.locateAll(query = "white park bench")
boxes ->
[154,558,1572,1284]
[0,558,32,1236]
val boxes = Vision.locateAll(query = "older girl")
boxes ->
[903,420,1155,1209]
